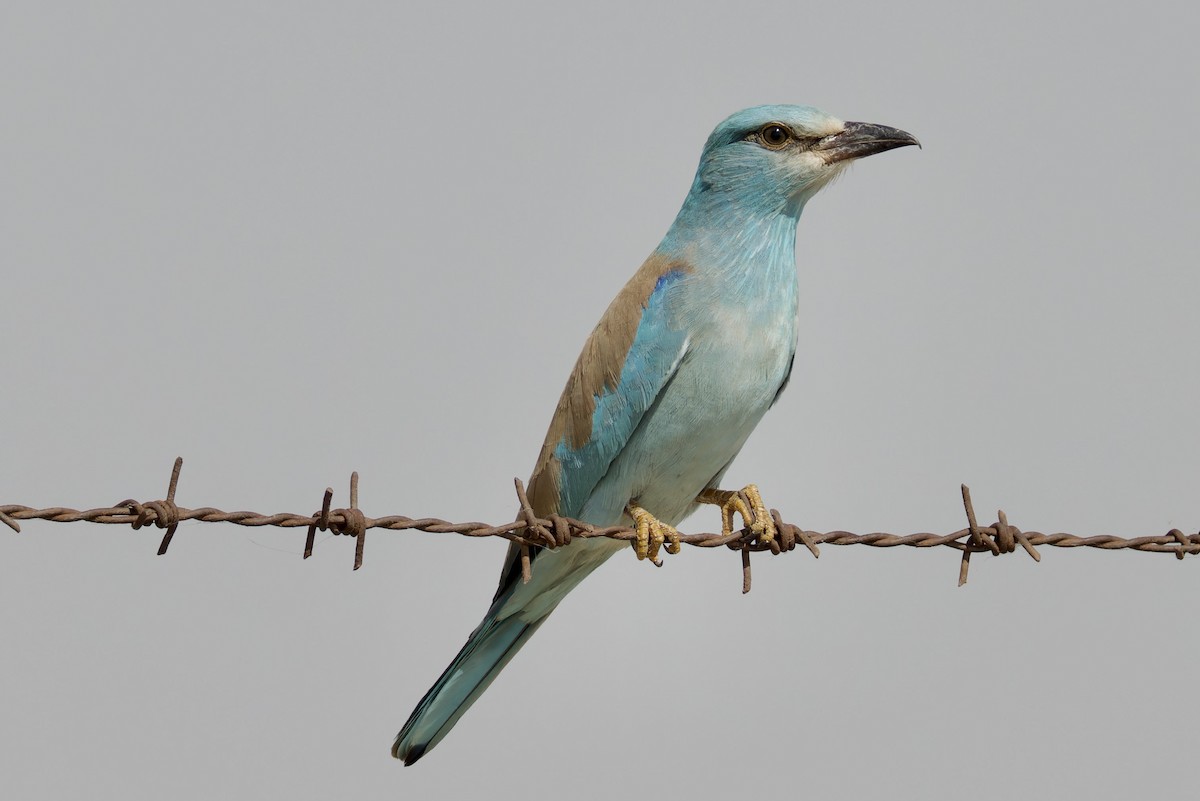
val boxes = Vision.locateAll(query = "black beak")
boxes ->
[813,121,920,164]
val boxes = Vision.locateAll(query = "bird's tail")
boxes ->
[392,611,545,765]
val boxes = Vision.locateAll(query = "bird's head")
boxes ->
[688,104,919,218]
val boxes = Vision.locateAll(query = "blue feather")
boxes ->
[554,268,689,518]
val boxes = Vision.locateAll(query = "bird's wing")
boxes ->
[493,253,692,599]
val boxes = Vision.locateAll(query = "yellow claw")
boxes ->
[696,483,776,544]
[627,504,681,566]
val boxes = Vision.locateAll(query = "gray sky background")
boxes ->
[3,2,1198,799]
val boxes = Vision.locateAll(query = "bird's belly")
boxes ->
[501,339,789,623]
[579,330,793,529]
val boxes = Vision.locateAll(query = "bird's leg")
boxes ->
[696,483,776,545]
[626,504,681,566]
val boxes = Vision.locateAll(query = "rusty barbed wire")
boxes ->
[3,458,1197,592]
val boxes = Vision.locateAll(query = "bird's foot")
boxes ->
[626,504,681,566]
[696,483,777,545]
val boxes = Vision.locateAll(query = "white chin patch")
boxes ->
[808,160,850,194]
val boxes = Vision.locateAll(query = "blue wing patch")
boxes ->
[552,269,689,518]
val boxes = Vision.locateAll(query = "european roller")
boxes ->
[394,104,918,764]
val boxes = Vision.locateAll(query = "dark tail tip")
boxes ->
[402,743,427,766]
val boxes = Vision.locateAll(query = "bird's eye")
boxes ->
[760,124,790,149]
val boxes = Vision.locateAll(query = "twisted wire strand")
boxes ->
[3,458,1197,591]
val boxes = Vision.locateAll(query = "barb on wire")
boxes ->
[3,458,1198,592]
[301,472,369,570]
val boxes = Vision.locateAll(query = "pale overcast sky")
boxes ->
[3,2,1198,799]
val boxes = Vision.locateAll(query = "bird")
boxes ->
[393,104,918,764]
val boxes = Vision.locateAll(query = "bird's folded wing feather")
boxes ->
[493,254,692,599]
